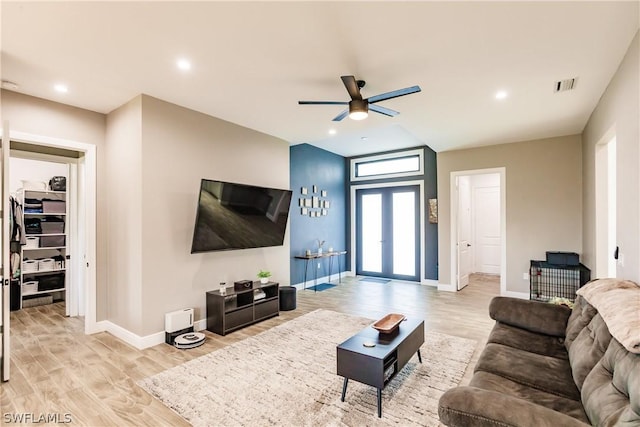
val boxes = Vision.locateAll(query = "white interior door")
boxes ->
[474,183,501,274]
[457,176,471,290]
[1,122,11,381]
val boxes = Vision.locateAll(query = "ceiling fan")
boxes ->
[299,75,421,121]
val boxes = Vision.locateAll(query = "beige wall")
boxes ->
[137,95,290,336]
[105,96,143,332]
[1,90,109,320]
[437,135,583,294]
[3,90,291,338]
[582,31,639,282]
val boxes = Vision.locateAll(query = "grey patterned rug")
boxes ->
[138,309,476,426]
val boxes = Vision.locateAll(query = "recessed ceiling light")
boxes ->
[328,129,337,135]
[495,90,508,100]
[177,59,191,71]
[361,136,368,141]
[54,84,68,93]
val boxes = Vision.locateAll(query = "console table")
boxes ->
[294,250,347,291]
[336,318,425,417]
[206,281,279,335]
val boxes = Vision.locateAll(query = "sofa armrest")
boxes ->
[438,386,589,427]
[489,296,571,337]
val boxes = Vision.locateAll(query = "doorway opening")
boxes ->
[450,168,506,292]
[595,133,617,278]
[8,131,97,332]
[9,151,85,317]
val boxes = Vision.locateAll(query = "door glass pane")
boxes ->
[361,194,382,272]
[392,191,415,276]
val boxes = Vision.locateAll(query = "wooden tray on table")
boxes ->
[372,313,406,334]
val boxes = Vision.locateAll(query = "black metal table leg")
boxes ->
[341,378,348,402]
[377,388,382,418]
[417,349,422,363]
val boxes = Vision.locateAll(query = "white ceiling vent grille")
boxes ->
[554,78,577,93]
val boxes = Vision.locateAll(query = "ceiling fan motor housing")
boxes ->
[349,99,368,117]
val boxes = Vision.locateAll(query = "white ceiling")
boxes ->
[1,1,638,157]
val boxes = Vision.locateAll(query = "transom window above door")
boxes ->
[351,149,424,181]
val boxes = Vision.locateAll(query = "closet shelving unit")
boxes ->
[18,188,68,309]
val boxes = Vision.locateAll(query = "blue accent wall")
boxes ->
[290,144,347,286]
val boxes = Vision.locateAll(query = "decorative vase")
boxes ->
[318,248,323,255]
[260,277,269,284]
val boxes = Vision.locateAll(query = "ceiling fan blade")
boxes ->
[298,101,349,105]
[332,109,349,121]
[341,75,362,101]
[369,104,399,117]
[367,85,421,104]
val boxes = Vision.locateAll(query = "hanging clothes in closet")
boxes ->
[9,195,26,278]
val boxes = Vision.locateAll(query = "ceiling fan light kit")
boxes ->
[299,75,421,122]
[348,99,368,120]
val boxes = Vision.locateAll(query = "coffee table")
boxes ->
[336,317,425,417]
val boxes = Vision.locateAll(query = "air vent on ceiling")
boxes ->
[554,78,577,93]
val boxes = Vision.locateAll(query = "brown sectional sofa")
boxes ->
[438,278,640,426]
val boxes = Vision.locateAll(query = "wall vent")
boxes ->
[554,78,577,93]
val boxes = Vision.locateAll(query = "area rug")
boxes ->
[138,309,476,427]
[359,277,391,284]
[306,283,337,292]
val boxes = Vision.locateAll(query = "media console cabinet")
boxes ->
[206,281,279,335]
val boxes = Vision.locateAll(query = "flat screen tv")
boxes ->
[190,178,293,253]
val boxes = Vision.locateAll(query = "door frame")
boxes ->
[8,130,97,334]
[350,180,426,283]
[449,168,506,293]
[594,124,617,278]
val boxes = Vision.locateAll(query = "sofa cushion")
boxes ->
[565,295,598,350]
[582,339,640,425]
[568,313,612,389]
[488,322,568,360]
[474,343,580,400]
[469,371,590,423]
[490,296,571,337]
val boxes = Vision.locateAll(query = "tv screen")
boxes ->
[190,179,293,253]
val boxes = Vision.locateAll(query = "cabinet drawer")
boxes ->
[255,298,278,320]
[225,306,253,330]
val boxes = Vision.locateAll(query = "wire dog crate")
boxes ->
[529,260,591,302]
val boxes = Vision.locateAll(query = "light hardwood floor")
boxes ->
[3,274,499,426]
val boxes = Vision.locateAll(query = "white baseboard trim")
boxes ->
[89,320,108,335]
[437,283,456,292]
[194,318,207,332]
[502,290,530,299]
[95,318,209,350]
[421,279,438,287]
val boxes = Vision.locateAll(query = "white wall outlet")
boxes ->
[523,272,529,280]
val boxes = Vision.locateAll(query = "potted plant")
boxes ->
[257,270,272,284]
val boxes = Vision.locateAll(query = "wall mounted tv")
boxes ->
[190,179,293,253]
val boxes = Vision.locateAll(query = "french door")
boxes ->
[356,185,420,281]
